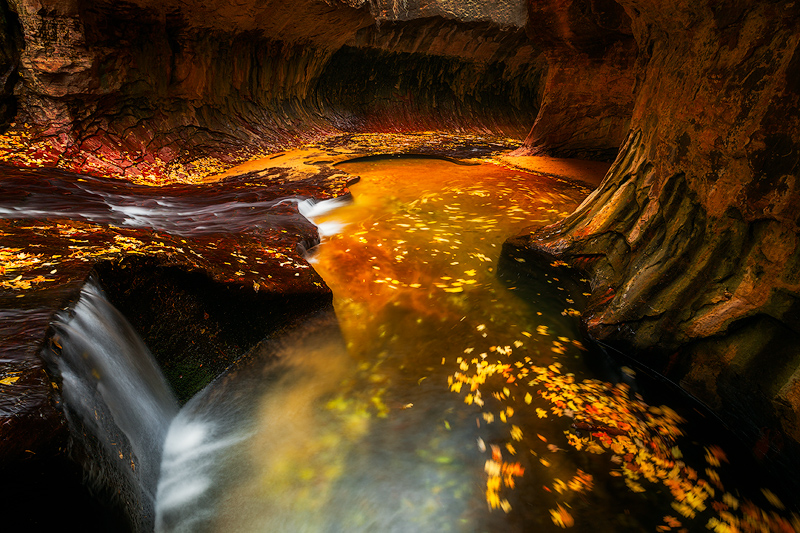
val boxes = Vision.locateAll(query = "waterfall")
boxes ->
[46,280,179,532]
[297,196,351,238]
[153,312,349,533]
[36,196,350,532]
[45,276,354,532]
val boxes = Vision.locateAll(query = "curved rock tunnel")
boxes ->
[0,0,799,530]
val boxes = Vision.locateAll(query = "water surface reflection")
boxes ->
[157,157,795,532]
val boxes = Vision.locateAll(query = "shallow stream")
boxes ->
[154,157,797,532]
[4,155,795,532]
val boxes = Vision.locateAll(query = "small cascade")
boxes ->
[46,280,180,532]
[154,312,349,533]
[0,167,323,238]
[298,196,352,239]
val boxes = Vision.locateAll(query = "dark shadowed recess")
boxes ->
[0,440,131,531]
[316,18,544,137]
[92,256,333,404]
[0,0,21,130]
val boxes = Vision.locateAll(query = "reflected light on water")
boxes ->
[158,157,797,532]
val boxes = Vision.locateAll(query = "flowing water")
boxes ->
[48,280,180,530]
[151,157,798,532]
[20,157,797,532]
[0,164,321,237]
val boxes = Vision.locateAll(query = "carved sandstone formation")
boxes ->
[0,0,19,128]
[519,0,638,161]
[2,0,543,179]
[509,0,800,457]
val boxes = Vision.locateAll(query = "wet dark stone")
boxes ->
[0,442,131,531]
[92,256,332,404]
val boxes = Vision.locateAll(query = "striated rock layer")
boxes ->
[1,0,544,180]
[510,0,800,464]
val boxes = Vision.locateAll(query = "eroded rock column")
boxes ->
[510,0,800,454]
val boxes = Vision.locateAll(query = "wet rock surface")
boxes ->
[509,0,800,472]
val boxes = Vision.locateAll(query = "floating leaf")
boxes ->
[761,488,785,510]
[549,504,574,528]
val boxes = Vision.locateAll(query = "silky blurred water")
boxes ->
[150,157,796,532]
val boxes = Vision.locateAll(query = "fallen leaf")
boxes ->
[549,504,574,528]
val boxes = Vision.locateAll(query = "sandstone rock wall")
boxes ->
[4,0,370,174]
[519,0,638,161]
[0,0,20,128]
[366,0,527,28]
[512,0,800,455]
[2,0,545,178]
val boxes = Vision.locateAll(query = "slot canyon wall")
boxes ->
[0,0,545,180]
[510,0,800,465]
[0,0,799,489]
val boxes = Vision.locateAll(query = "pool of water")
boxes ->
[157,157,796,532]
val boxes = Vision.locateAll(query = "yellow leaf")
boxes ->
[549,504,574,528]
[761,487,785,510]
[625,478,646,493]
[722,492,739,510]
